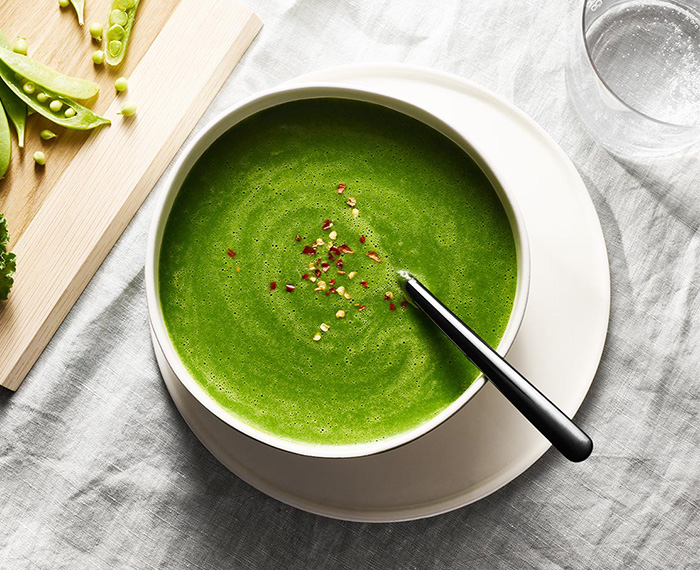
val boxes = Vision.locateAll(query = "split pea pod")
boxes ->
[106,0,141,66]
[0,100,10,178]
[0,60,109,130]
[0,33,25,147]
[0,47,99,100]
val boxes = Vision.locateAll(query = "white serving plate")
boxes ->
[150,64,610,522]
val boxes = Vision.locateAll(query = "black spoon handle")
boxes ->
[404,277,593,462]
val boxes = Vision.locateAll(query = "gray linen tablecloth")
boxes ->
[2,1,699,568]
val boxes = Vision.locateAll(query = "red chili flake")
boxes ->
[336,259,344,270]
[337,244,354,254]
[322,219,332,231]
[367,251,381,263]
[337,183,346,194]
[302,273,309,280]
[358,305,367,311]
[330,245,341,256]
[389,302,396,311]
[315,269,322,277]
[329,279,336,285]
[401,301,408,308]
[227,249,236,258]
[328,253,335,261]
[359,236,366,244]
[360,280,368,288]
[295,234,301,242]
[329,287,337,294]
[286,284,295,292]
[270,281,277,290]
[325,291,330,296]
[384,293,392,301]
[302,245,316,255]
[321,262,330,272]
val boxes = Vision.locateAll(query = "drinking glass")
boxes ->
[566,0,700,158]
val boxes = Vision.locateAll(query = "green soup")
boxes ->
[159,98,517,446]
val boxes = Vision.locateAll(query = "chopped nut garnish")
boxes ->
[348,271,356,280]
[346,197,357,207]
[336,286,346,296]
[384,291,394,300]
[336,310,346,319]
[329,230,338,240]
[367,251,381,263]
[352,208,359,218]
[313,332,322,341]
[320,323,330,332]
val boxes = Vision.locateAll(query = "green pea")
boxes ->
[118,101,137,117]
[114,76,128,92]
[89,22,103,41]
[12,38,27,56]
[40,129,57,140]
[58,0,70,7]
[117,0,135,9]
[64,108,76,118]
[108,24,125,41]
[36,92,48,103]
[109,9,128,26]
[33,151,45,166]
[92,50,105,65]
[108,40,123,58]
[23,82,35,95]
[49,100,63,112]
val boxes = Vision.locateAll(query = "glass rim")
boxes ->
[581,0,700,130]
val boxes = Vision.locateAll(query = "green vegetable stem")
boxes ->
[0,99,10,178]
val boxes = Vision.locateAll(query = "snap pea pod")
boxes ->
[0,100,10,178]
[70,0,85,25]
[0,47,99,100]
[0,80,25,147]
[0,60,109,130]
[106,0,141,66]
[0,33,25,147]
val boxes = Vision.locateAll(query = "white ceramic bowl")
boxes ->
[145,84,531,459]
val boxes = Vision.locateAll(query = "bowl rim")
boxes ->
[145,83,531,459]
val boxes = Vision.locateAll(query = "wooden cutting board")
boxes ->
[0,0,262,390]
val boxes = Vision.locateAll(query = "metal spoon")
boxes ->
[398,271,593,462]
